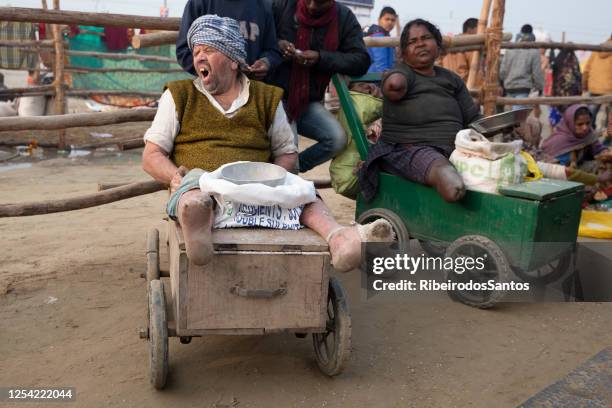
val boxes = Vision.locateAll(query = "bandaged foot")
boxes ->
[326,219,395,273]
[426,161,466,202]
[177,191,214,266]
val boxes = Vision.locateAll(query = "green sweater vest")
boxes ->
[166,79,284,172]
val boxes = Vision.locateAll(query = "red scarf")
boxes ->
[287,0,339,121]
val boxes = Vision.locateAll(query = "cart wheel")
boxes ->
[146,228,160,282]
[444,235,511,309]
[313,277,351,376]
[419,240,448,257]
[512,250,572,285]
[357,208,409,244]
[148,279,168,389]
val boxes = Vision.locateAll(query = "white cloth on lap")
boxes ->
[199,162,317,229]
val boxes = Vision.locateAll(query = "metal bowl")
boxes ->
[220,162,287,187]
[469,108,532,137]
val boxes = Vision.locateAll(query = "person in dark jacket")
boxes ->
[176,0,283,80]
[271,0,370,173]
[364,6,398,73]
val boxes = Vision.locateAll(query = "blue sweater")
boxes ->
[176,0,283,76]
[364,24,394,73]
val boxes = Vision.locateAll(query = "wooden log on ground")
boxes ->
[74,137,144,151]
[98,178,333,192]
[131,31,178,49]
[0,109,156,131]
[497,94,612,106]
[0,180,166,218]
[466,0,492,91]
[0,7,180,30]
[483,0,506,116]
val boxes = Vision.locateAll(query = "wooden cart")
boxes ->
[141,222,351,389]
[332,73,584,309]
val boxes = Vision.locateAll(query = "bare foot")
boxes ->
[177,191,214,265]
[327,219,394,272]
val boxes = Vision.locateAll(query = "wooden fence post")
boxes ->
[51,0,66,150]
[466,0,492,92]
[483,0,506,116]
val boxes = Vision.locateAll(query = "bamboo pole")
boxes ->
[466,0,492,91]
[0,66,182,73]
[0,7,181,30]
[131,31,512,49]
[66,49,176,63]
[51,0,66,150]
[0,88,162,97]
[0,39,57,47]
[131,31,178,49]
[483,0,506,116]
[503,41,612,52]
[0,109,157,131]
[498,94,612,106]
[0,180,166,218]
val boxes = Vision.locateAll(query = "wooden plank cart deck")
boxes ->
[142,223,351,389]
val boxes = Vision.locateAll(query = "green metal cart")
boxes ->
[332,73,585,308]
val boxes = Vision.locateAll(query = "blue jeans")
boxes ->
[291,101,347,173]
[505,90,530,111]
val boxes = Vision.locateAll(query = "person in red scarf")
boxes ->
[270,0,370,173]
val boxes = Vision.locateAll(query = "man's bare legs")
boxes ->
[176,193,393,271]
[301,198,394,272]
[425,159,466,202]
[177,190,214,265]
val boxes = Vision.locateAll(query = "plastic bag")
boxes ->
[455,129,523,160]
[198,162,317,230]
[579,211,612,239]
[329,91,382,199]
[451,130,527,194]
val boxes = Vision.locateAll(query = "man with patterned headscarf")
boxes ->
[142,15,393,271]
[176,0,282,80]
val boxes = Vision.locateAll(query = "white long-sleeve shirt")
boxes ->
[144,75,297,157]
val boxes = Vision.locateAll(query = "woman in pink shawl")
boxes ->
[542,104,608,169]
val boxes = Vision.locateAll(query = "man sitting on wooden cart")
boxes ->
[142,15,392,272]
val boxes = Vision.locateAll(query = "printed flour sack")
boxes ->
[450,129,527,194]
[198,162,317,229]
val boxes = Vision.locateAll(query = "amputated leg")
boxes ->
[425,159,466,202]
[177,190,214,266]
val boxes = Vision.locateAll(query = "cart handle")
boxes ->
[230,282,287,299]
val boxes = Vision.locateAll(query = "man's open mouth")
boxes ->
[199,68,210,78]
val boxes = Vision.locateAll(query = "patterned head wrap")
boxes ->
[187,15,247,64]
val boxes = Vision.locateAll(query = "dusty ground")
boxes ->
[1,147,612,408]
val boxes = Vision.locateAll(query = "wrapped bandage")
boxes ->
[536,162,567,180]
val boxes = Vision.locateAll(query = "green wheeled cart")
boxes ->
[332,73,585,308]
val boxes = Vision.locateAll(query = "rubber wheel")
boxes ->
[419,240,448,257]
[313,277,351,376]
[444,235,511,309]
[512,250,572,285]
[146,228,160,283]
[148,279,168,389]
[357,208,409,244]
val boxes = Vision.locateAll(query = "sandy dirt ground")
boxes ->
[1,145,611,408]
